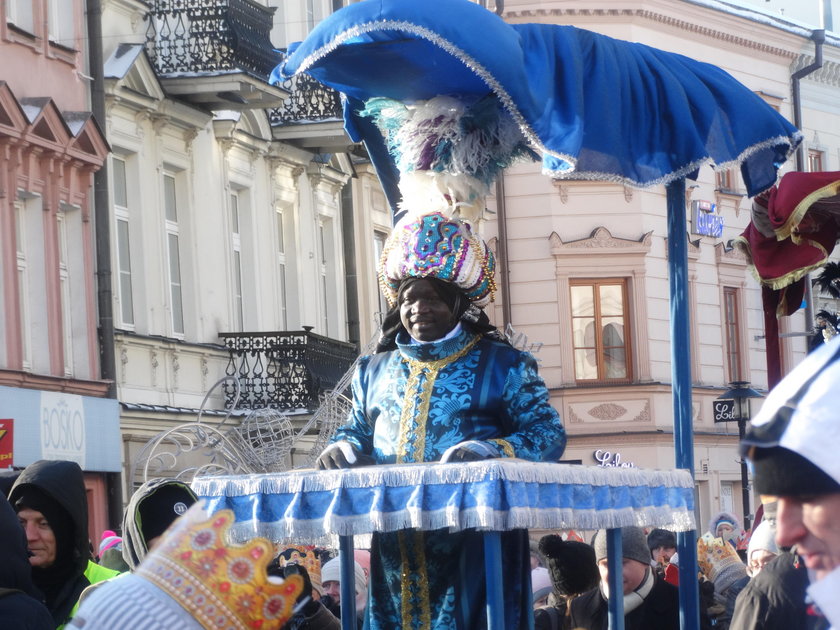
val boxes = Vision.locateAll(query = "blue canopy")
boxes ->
[276,0,801,207]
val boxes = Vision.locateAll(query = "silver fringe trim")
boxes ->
[289,21,800,193]
[194,460,694,496]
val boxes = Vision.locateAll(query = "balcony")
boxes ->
[144,0,288,110]
[268,60,352,152]
[218,329,358,411]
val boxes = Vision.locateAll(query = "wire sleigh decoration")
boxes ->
[131,324,543,485]
[131,342,365,485]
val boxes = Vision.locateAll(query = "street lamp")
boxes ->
[715,381,763,530]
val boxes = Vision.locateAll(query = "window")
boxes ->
[164,174,184,336]
[57,209,73,376]
[723,287,742,381]
[14,201,31,369]
[276,208,288,329]
[808,149,824,173]
[715,167,739,193]
[48,0,75,47]
[113,157,134,327]
[570,279,631,381]
[230,192,243,331]
[8,0,34,33]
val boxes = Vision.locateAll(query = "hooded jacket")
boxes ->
[8,460,100,627]
[0,494,53,629]
[122,478,197,571]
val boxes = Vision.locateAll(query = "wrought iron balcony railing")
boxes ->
[218,329,358,411]
[145,0,280,78]
[268,62,343,125]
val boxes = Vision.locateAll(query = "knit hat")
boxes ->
[592,527,651,567]
[99,530,122,555]
[647,529,677,553]
[538,534,599,596]
[320,556,368,614]
[746,520,778,561]
[707,511,741,544]
[378,211,496,309]
[741,337,840,496]
[697,533,747,597]
[137,482,198,542]
[320,556,366,594]
[531,567,552,603]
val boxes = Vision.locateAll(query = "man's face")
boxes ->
[399,279,455,342]
[18,508,57,568]
[597,558,648,596]
[651,545,676,564]
[776,493,840,581]
[322,580,340,603]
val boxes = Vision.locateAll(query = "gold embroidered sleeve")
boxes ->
[489,438,515,458]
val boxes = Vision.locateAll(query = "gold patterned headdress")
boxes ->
[136,505,303,629]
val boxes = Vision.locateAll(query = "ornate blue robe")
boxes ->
[332,328,566,629]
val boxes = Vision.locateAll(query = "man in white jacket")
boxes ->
[741,336,840,629]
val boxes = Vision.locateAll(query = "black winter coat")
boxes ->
[0,494,54,630]
[569,576,680,630]
[9,460,93,627]
[729,551,830,630]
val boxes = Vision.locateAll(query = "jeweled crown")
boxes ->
[136,506,303,630]
[378,211,496,308]
[696,533,742,580]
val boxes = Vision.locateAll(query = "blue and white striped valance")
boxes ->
[192,460,695,545]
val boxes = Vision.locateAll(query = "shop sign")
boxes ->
[40,392,86,467]
[691,200,724,238]
[0,419,12,467]
[593,449,636,468]
[713,399,737,423]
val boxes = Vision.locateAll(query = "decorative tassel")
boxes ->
[360,94,538,222]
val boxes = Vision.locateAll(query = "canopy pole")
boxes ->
[665,178,700,630]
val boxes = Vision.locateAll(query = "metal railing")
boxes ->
[218,329,357,410]
[268,66,343,125]
[144,0,280,78]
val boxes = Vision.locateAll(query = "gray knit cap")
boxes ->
[593,527,651,566]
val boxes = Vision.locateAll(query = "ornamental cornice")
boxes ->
[549,226,653,256]
[504,8,797,59]
[715,240,749,267]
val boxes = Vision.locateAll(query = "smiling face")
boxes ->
[18,507,57,569]
[399,278,457,342]
[776,492,840,581]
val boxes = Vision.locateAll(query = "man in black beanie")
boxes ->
[568,526,680,630]
[9,460,118,628]
[738,337,840,629]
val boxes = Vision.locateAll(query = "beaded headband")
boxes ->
[136,505,303,630]
[378,211,496,308]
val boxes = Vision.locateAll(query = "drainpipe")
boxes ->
[791,28,825,343]
[86,0,122,529]
[494,174,511,329]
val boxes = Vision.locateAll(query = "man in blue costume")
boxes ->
[317,210,566,629]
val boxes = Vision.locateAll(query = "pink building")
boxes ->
[0,0,120,542]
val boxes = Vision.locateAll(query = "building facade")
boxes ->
[99,0,391,497]
[483,0,840,530]
[0,0,118,542]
